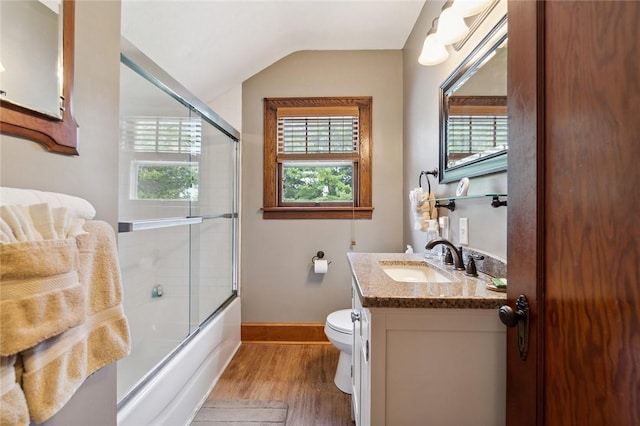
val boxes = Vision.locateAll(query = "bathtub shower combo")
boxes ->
[116,38,241,425]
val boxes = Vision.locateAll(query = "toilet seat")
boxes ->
[326,309,352,334]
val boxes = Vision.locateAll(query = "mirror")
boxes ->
[439,15,507,183]
[0,0,78,155]
[0,0,62,117]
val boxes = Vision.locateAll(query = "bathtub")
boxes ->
[117,296,240,425]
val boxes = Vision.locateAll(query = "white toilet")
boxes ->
[324,309,353,394]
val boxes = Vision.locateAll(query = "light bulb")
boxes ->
[451,0,493,18]
[418,34,449,66]
[0,61,5,73]
[436,8,469,45]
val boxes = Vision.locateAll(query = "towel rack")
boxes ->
[118,217,203,233]
[433,194,508,211]
[118,213,237,233]
[418,169,439,194]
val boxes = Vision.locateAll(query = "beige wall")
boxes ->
[208,83,242,131]
[241,50,404,322]
[403,0,508,260]
[0,2,121,424]
[0,1,121,229]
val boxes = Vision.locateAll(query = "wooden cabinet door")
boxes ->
[506,1,639,424]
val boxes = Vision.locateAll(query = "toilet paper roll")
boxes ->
[314,259,329,274]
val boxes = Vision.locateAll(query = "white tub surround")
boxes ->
[117,297,240,426]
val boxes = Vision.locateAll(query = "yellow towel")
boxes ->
[0,243,84,357]
[0,355,29,426]
[416,193,438,231]
[1,203,88,424]
[1,204,130,424]
[0,205,86,356]
[19,221,131,424]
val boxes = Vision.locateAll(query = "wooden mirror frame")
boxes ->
[0,0,78,155]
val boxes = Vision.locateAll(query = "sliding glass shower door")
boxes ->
[189,121,238,328]
[116,50,239,403]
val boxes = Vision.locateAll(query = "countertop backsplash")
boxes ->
[463,248,507,279]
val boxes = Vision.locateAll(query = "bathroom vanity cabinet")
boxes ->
[348,253,506,426]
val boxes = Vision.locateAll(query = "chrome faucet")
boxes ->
[425,238,465,271]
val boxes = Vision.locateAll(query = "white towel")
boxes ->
[0,187,96,220]
[409,188,438,231]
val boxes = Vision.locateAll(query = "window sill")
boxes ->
[262,207,373,220]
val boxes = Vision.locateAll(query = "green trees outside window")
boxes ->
[282,164,353,203]
[135,163,199,201]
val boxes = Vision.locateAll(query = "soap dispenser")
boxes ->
[438,217,450,258]
[424,220,440,259]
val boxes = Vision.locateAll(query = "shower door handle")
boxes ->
[118,216,203,233]
[201,213,238,220]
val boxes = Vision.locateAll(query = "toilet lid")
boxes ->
[326,309,352,334]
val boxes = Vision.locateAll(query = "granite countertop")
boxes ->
[347,252,506,309]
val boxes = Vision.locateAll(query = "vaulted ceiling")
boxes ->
[121,0,426,104]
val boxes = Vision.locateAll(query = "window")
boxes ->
[121,116,201,201]
[130,161,199,201]
[446,96,507,167]
[121,116,202,154]
[263,97,373,219]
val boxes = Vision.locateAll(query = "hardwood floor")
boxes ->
[206,343,354,425]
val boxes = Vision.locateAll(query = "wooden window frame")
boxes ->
[447,95,507,116]
[263,97,373,219]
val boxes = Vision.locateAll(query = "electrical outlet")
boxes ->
[459,218,469,245]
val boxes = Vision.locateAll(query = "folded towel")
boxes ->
[0,187,96,220]
[0,205,86,356]
[423,193,438,228]
[410,188,425,230]
[18,221,131,424]
[410,188,438,231]
[0,355,29,426]
[0,204,86,244]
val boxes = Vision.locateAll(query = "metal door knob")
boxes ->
[499,305,523,327]
[498,295,531,361]
[351,311,361,322]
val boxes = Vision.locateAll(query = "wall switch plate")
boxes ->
[459,218,469,245]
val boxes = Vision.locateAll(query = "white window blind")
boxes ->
[121,116,202,154]
[447,115,508,155]
[277,116,359,156]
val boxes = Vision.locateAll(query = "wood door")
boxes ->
[506,1,640,425]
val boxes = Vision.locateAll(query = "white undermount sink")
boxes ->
[379,262,454,283]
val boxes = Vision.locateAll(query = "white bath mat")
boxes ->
[191,399,288,425]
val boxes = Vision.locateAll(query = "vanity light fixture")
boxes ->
[419,0,498,67]
[436,7,469,45]
[451,0,495,17]
[0,61,5,73]
[418,24,449,66]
